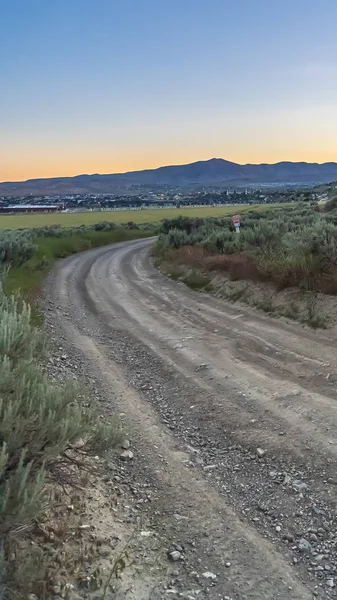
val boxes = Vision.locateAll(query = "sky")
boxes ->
[1,0,337,182]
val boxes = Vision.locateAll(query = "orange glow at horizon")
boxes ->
[2,146,337,183]
[3,0,337,184]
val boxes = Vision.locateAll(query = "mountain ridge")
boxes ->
[1,158,337,196]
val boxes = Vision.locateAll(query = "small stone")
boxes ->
[173,513,189,521]
[283,533,294,542]
[326,579,335,588]
[121,439,130,450]
[275,525,281,532]
[225,562,231,568]
[256,448,266,458]
[310,533,318,542]
[298,538,312,553]
[313,507,326,516]
[292,480,308,493]
[195,363,209,372]
[202,571,217,579]
[168,550,182,562]
[120,450,133,460]
[327,477,337,485]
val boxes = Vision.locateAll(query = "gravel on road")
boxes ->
[43,238,337,600]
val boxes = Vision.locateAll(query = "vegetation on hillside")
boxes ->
[323,196,337,212]
[155,203,337,326]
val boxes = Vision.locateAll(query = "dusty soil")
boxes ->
[44,238,337,600]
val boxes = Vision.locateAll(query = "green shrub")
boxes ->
[0,283,122,596]
[160,216,205,235]
[166,228,193,249]
[0,232,35,267]
[157,202,337,294]
[202,229,238,254]
[93,221,116,231]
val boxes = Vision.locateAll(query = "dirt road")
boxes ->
[46,238,337,599]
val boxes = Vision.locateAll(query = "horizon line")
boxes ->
[1,156,337,186]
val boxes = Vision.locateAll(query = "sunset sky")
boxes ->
[2,0,337,182]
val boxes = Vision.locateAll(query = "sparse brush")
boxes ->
[323,196,337,212]
[157,203,337,296]
[0,232,35,267]
[0,283,122,596]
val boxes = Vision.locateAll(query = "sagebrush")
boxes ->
[157,203,337,294]
[0,281,122,597]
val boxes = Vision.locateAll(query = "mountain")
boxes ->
[1,158,337,196]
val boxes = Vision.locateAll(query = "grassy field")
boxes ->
[0,204,290,229]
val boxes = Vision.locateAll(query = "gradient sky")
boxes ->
[1,0,337,182]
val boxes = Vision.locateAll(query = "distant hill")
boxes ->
[1,158,337,196]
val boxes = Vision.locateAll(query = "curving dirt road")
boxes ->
[47,238,337,600]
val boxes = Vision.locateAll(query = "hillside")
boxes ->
[312,180,337,197]
[1,158,337,196]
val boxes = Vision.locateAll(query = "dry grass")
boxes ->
[159,246,337,296]
[156,248,331,329]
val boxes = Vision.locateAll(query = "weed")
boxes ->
[303,290,328,328]
[253,297,276,314]
[182,270,212,291]
[305,315,328,329]
[281,302,301,321]
[225,286,248,303]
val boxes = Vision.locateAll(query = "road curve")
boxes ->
[47,238,337,600]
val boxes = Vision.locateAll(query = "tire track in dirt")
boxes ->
[83,240,337,463]
[47,238,337,599]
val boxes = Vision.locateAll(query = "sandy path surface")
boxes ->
[46,238,337,599]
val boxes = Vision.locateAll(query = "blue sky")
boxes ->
[1,0,337,180]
